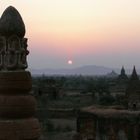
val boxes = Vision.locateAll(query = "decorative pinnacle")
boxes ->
[0,6,25,37]
[121,66,125,75]
[0,6,28,70]
[130,66,139,81]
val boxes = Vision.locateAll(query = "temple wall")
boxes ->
[77,111,140,140]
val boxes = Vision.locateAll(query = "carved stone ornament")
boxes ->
[0,6,28,71]
[0,6,41,140]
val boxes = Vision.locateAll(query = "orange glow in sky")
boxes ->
[1,0,140,69]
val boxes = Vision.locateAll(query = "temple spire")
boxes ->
[0,6,28,71]
[121,66,125,75]
[0,6,25,37]
[126,66,140,110]
[118,66,128,80]
[130,66,139,81]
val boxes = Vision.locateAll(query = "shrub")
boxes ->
[45,120,55,132]
[63,125,73,132]
[99,94,115,105]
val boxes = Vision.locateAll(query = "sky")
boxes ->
[1,0,140,69]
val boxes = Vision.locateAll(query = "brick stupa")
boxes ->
[0,6,40,140]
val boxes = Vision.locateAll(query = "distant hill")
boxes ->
[29,65,139,76]
[30,65,122,76]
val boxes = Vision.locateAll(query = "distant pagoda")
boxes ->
[118,66,128,81]
[126,66,140,110]
[76,67,140,140]
[109,66,128,94]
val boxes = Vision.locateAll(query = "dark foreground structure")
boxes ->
[77,106,140,140]
[0,6,40,139]
[76,68,140,140]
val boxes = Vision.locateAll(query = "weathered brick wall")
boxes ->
[77,108,140,140]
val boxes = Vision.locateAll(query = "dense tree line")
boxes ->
[32,75,112,96]
[32,75,125,106]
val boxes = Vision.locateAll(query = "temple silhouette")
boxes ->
[76,67,140,140]
[0,6,40,140]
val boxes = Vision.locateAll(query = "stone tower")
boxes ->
[126,66,140,110]
[118,66,128,81]
[0,6,40,139]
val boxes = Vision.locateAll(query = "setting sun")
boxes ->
[68,60,73,65]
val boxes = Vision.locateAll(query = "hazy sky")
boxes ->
[1,1,140,69]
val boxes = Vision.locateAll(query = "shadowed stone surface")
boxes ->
[0,71,32,93]
[77,106,140,140]
[0,6,25,37]
[0,6,40,140]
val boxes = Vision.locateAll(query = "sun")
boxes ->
[68,60,73,65]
